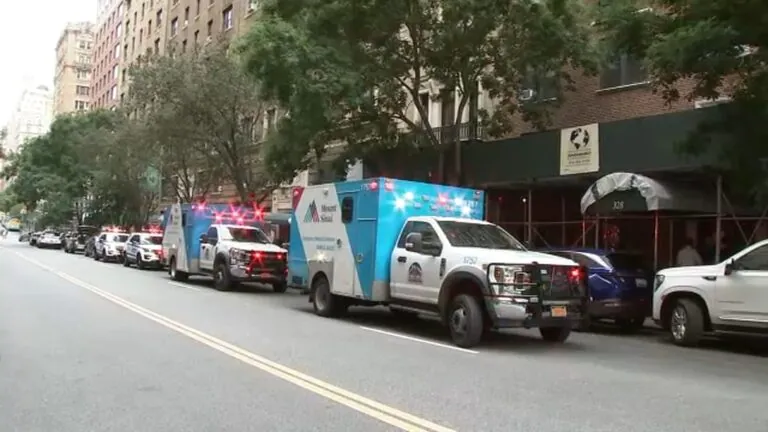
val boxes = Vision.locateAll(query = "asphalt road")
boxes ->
[2,233,768,432]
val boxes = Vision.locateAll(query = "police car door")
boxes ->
[127,234,141,261]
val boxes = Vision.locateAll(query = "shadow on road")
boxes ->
[289,304,588,352]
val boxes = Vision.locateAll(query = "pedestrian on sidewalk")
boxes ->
[676,237,703,267]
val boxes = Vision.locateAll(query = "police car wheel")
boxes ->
[448,294,484,348]
[272,282,288,293]
[137,254,146,270]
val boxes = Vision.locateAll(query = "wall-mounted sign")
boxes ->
[560,123,599,175]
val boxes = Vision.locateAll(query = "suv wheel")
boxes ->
[447,294,484,348]
[669,298,705,346]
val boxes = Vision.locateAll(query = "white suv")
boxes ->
[653,239,768,346]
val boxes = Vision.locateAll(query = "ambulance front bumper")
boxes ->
[487,297,585,329]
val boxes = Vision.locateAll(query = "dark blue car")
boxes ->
[542,249,653,331]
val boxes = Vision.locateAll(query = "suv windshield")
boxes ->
[437,221,526,251]
[225,227,270,243]
[142,235,163,245]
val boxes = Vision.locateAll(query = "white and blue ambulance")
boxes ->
[289,177,589,348]
[162,203,289,292]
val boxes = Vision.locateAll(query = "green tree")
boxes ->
[596,0,768,201]
[0,127,6,159]
[239,0,597,184]
[127,42,273,203]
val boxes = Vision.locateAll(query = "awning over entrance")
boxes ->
[580,172,716,215]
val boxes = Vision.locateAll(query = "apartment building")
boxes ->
[53,22,95,116]
[90,0,125,109]
[119,0,171,99]
[4,85,54,156]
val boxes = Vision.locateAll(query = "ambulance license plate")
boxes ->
[551,306,567,317]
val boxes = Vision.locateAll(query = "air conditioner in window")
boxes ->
[518,88,536,101]
[205,36,212,44]
[694,97,731,109]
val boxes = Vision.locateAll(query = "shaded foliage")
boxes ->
[239,0,597,184]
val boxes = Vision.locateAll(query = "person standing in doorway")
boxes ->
[677,237,703,267]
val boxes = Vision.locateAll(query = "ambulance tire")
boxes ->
[169,257,189,282]
[312,276,345,317]
[213,261,234,291]
[448,294,485,348]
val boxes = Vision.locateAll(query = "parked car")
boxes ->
[654,239,768,346]
[29,232,41,246]
[83,235,98,257]
[37,231,63,249]
[543,248,653,331]
[65,225,99,254]
[122,231,164,269]
[93,230,130,262]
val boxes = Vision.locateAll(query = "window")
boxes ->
[76,85,90,96]
[206,19,213,36]
[397,221,441,249]
[75,100,88,110]
[76,70,90,80]
[156,9,163,27]
[521,70,558,102]
[154,38,160,54]
[114,44,121,58]
[148,19,152,33]
[600,54,647,89]
[193,30,199,44]
[116,23,123,38]
[568,252,601,268]
[195,0,200,15]
[736,245,768,271]
[222,6,233,30]
[118,1,124,15]
[112,64,119,79]
[111,85,118,100]
[124,43,128,57]
[129,235,140,243]
[181,39,187,52]
[171,17,179,36]
[341,197,354,223]
[78,41,87,49]
[437,221,526,251]
[184,6,189,25]
[139,28,143,42]
[205,226,218,240]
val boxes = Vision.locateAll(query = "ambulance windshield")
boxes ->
[224,226,270,243]
[437,221,526,251]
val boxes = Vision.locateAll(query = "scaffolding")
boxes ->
[488,172,768,271]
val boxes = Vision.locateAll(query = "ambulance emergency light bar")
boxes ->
[291,178,483,217]
[190,199,265,225]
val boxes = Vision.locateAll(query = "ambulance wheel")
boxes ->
[312,276,345,317]
[169,258,189,282]
[272,281,288,293]
[447,294,485,348]
[213,261,234,291]
[540,325,572,343]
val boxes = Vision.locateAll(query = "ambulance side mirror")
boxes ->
[404,232,423,253]
[199,234,208,244]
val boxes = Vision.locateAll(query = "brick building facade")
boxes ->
[91,0,125,109]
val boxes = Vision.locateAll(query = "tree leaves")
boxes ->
[126,41,274,203]
[595,0,768,203]
[238,0,597,184]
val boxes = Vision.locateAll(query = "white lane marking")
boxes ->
[12,251,455,432]
[168,281,203,291]
[359,326,479,355]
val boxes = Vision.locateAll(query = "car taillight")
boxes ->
[568,266,585,283]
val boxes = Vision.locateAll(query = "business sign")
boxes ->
[560,123,599,175]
